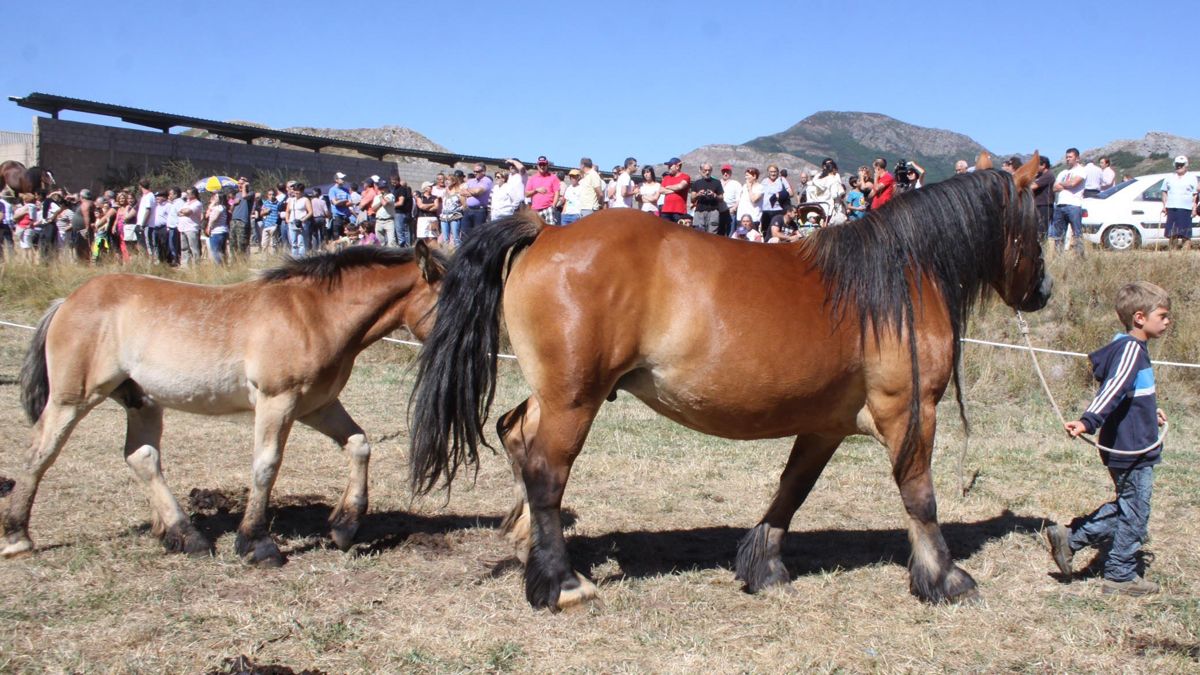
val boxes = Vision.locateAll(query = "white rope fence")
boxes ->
[1,317,1196,368]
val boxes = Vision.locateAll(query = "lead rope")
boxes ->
[1015,311,1167,456]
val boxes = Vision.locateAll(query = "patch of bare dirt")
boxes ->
[206,655,327,675]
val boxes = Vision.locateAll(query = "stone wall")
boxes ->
[34,118,481,193]
[0,130,34,166]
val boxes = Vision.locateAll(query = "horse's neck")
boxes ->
[324,265,420,348]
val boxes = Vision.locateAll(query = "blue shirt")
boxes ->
[1080,334,1161,469]
[329,184,351,218]
[260,199,281,227]
[847,190,865,219]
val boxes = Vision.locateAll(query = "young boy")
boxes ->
[1045,281,1171,596]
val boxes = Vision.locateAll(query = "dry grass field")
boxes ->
[0,250,1198,673]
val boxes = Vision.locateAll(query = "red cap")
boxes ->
[720,164,733,172]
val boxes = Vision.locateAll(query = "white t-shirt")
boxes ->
[613,172,634,208]
[1162,172,1198,210]
[1100,166,1116,191]
[639,182,660,213]
[1055,166,1088,207]
[737,181,763,222]
[562,184,584,216]
[1083,163,1102,191]
[722,179,742,212]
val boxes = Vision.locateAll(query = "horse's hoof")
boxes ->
[162,524,212,557]
[949,586,983,605]
[330,526,357,552]
[0,538,33,558]
[236,533,284,567]
[556,572,600,612]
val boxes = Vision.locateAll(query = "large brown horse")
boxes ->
[410,157,1050,610]
[5,243,445,564]
[1,160,57,196]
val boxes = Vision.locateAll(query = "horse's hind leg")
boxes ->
[298,399,369,551]
[736,433,843,593]
[497,398,537,563]
[235,395,297,567]
[1,399,94,557]
[121,397,210,556]
[519,398,602,611]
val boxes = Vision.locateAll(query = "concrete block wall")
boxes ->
[34,118,484,193]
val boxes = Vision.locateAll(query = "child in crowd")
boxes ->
[1045,281,1171,596]
[845,176,866,220]
[732,214,763,242]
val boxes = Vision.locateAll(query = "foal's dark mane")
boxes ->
[806,169,1036,478]
[260,245,446,286]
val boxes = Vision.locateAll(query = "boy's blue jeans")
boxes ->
[1068,465,1153,582]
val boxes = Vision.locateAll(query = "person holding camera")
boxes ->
[759,164,788,232]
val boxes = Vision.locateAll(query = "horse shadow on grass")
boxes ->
[183,487,504,561]
[562,509,1045,584]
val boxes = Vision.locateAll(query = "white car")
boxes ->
[1081,171,1200,250]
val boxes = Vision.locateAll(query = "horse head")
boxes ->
[998,152,1051,312]
[27,166,58,196]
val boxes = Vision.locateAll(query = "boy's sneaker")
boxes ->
[1044,524,1074,577]
[1101,576,1160,597]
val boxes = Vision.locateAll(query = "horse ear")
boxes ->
[975,151,993,170]
[415,239,444,283]
[1013,151,1039,192]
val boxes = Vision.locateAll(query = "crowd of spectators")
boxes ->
[3,148,1179,265]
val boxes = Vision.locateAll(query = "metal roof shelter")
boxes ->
[9,91,574,170]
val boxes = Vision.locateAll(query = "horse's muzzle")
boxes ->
[1019,272,1053,312]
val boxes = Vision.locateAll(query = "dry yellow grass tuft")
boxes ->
[0,250,1198,671]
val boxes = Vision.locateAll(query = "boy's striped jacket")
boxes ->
[1079,333,1162,469]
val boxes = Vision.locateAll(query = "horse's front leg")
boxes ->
[298,399,369,551]
[520,398,600,611]
[236,395,297,566]
[881,399,979,604]
[121,399,210,555]
[736,433,843,593]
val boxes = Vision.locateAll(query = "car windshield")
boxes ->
[1094,179,1136,199]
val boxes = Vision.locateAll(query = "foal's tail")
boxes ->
[19,299,64,424]
[409,210,545,495]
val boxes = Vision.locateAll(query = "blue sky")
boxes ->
[2,1,1196,169]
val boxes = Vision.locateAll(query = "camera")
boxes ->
[894,160,913,185]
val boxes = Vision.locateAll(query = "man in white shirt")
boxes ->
[719,164,741,236]
[610,157,638,209]
[135,178,157,258]
[1161,155,1197,250]
[1051,147,1088,257]
[1082,160,1103,198]
[1098,156,1117,192]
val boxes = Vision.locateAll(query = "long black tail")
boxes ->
[19,299,64,424]
[409,211,544,495]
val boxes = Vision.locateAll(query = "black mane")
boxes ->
[259,245,445,285]
[806,169,1036,477]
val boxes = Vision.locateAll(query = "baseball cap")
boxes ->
[335,172,346,180]
[721,164,733,172]
[568,169,582,177]
[420,181,433,190]
[370,175,381,183]
[1174,155,1188,165]
[537,155,549,164]
[665,157,681,166]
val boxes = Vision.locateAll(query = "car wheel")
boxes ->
[1102,225,1138,251]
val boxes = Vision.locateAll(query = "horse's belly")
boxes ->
[129,364,253,414]
[620,366,863,440]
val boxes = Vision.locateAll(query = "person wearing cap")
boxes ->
[717,165,739,236]
[659,157,690,223]
[415,181,441,242]
[525,156,561,225]
[1051,147,1088,257]
[461,162,493,241]
[576,158,603,217]
[560,169,585,225]
[1161,155,1197,250]
[689,163,724,235]
[329,172,352,242]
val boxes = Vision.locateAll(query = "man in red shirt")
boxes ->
[870,158,895,210]
[660,157,690,223]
